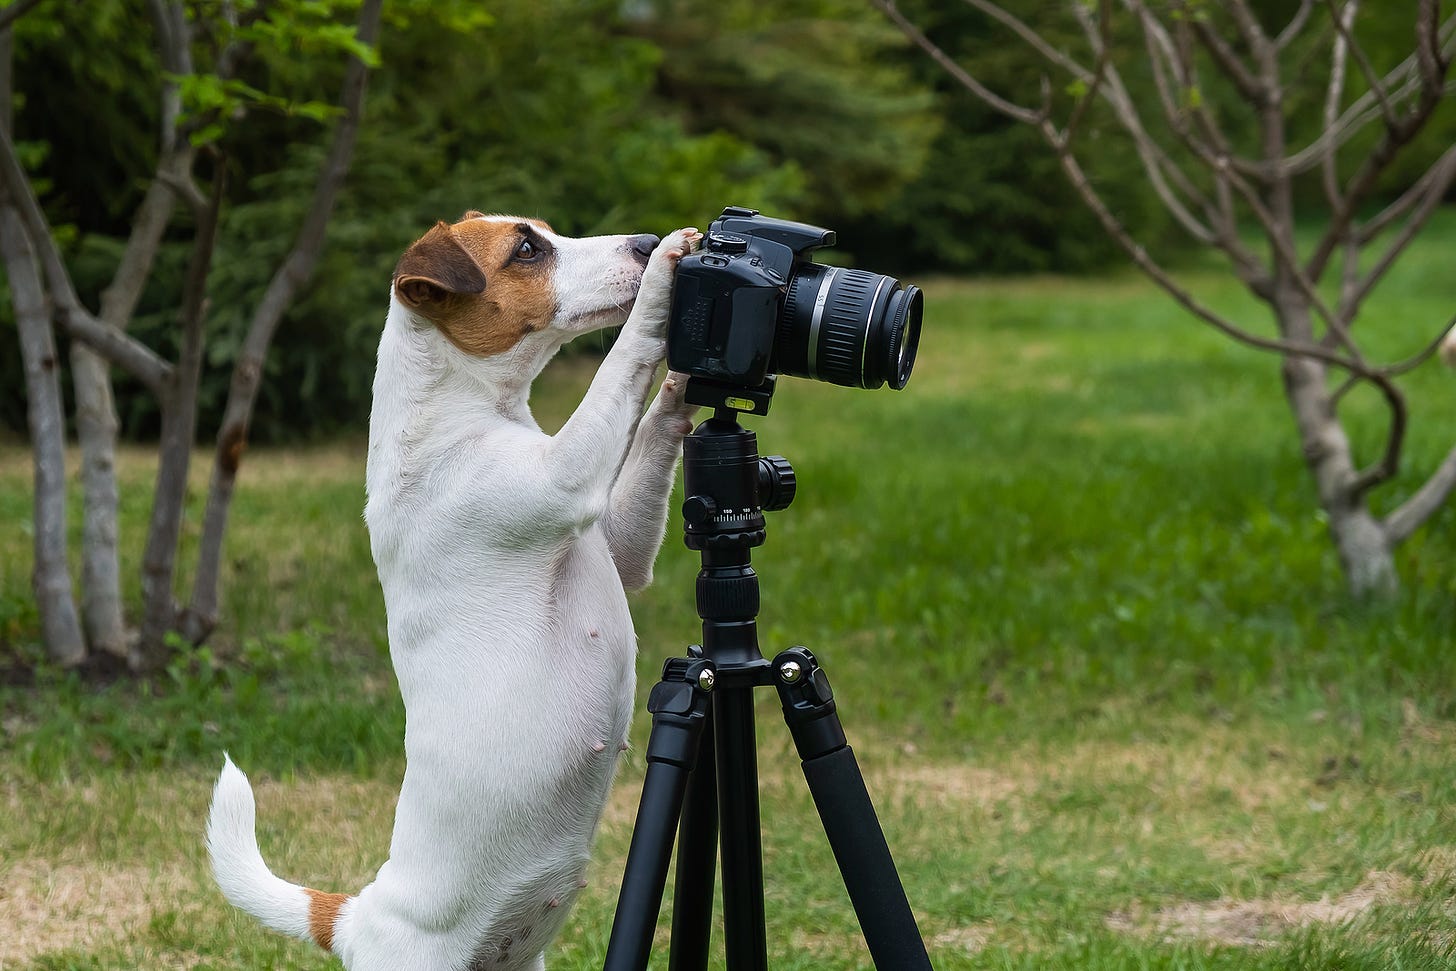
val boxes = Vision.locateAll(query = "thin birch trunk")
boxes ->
[73,155,193,659]
[69,344,128,657]
[3,202,86,666]
[0,26,85,666]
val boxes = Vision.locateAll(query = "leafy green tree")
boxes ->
[1,0,386,670]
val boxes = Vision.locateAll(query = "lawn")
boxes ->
[1,224,1454,969]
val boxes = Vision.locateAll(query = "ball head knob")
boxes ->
[757,456,796,511]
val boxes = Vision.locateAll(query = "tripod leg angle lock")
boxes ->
[602,413,933,971]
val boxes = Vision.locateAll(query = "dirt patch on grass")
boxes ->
[1105,869,1413,947]
[931,922,994,956]
[0,858,196,963]
[881,763,1021,808]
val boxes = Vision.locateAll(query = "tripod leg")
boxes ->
[667,712,717,971]
[604,658,714,971]
[714,685,769,971]
[773,648,934,971]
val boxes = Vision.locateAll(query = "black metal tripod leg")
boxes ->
[714,686,770,971]
[773,648,935,971]
[604,658,715,971]
[667,712,717,971]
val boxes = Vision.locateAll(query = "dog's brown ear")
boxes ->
[393,221,487,310]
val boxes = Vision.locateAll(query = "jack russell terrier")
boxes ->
[207,215,703,971]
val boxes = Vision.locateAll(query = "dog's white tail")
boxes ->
[207,754,351,952]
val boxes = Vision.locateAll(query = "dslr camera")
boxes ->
[667,206,923,415]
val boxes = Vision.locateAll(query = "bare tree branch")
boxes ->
[1065,3,1220,244]
[1323,0,1398,127]
[1128,4,1357,358]
[1058,0,1111,146]
[1359,143,1456,242]
[1346,146,1456,317]
[1045,132,1363,373]
[1224,0,1271,55]
[962,0,1090,79]
[0,123,173,393]
[101,0,198,329]
[1276,0,1317,50]
[1380,311,1456,379]
[1347,371,1407,498]
[1308,10,1455,282]
[872,0,1044,125]
[1190,16,1264,105]
[1415,0,1445,92]
[1320,0,1356,209]
[1385,443,1456,545]
[1277,17,1455,178]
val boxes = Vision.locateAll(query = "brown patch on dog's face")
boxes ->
[393,215,559,358]
[306,888,351,951]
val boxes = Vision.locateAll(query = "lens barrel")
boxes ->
[779,264,923,390]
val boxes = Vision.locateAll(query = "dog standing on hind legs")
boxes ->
[207,216,703,971]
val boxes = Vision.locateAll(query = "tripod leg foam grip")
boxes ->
[801,746,935,970]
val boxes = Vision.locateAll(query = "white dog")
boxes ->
[207,214,702,971]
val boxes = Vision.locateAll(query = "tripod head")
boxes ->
[682,410,795,552]
[679,409,795,667]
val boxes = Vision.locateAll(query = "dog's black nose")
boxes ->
[629,233,659,264]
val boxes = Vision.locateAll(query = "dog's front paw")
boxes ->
[632,228,702,329]
[649,370,700,437]
[652,227,702,270]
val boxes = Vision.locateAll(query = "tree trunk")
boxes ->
[70,343,129,657]
[2,203,87,666]
[73,166,192,660]
[182,0,384,644]
[0,24,85,666]
[1279,351,1398,597]
[131,172,221,671]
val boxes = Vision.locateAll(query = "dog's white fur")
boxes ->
[207,215,702,971]
[1441,326,1456,369]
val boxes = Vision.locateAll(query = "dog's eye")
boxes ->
[514,240,538,261]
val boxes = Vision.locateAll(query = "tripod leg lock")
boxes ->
[644,657,715,770]
[772,647,848,762]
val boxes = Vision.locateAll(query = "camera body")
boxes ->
[667,207,834,413]
[667,206,922,416]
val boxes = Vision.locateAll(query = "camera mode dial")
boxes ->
[705,232,750,254]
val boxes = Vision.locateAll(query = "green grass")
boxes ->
[2,215,1455,968]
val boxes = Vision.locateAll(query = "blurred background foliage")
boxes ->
[2,0,1451,440]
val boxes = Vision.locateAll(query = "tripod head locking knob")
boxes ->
[682,495,718,526]
[757,456,796,511]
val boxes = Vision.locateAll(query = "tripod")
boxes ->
[601,409,934,971]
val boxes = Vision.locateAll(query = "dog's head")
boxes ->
[391,212,658,358]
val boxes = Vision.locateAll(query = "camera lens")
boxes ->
[779,264,923,390]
